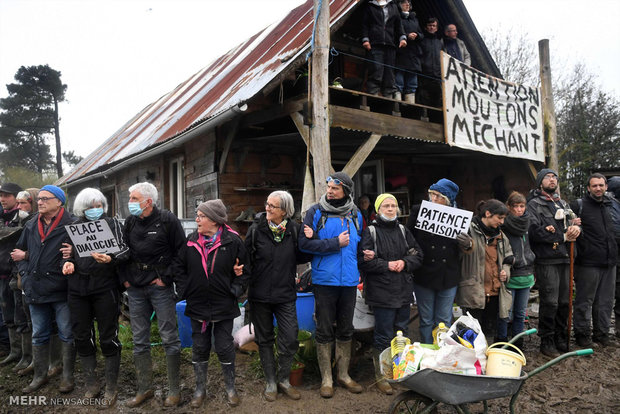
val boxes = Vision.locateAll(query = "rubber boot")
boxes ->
[48,334,63,378]
[277,353,301,400]
[102,353,120,408]
[393,91,402,101]
[22,343,49,393]
[163,353,181,407]
[81,354,100,398]
[316,342,334,398]
[13,331,32,372]
[126,352,154,407]
[540,336,560,357]
[259,346,277,401]
[221,361,240,406]
[59,341,76,393]
[190,362,208,408]
[404,93,416,104]
[335,340,362,393]
[372,348,392,395]
[0,327,21,365]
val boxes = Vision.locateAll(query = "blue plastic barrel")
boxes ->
[176,300,193,348]
[274,292,316,334]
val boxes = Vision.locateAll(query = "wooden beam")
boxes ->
[539,39,558,170]
[218,118,239,174]
[290,112,334,174]
[343,133,382,177]
[525,161,538,182]
[240,97,306,128]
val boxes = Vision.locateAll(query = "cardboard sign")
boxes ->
[442,52,545,162]
[65,220,121,258]
[415,200,473,239]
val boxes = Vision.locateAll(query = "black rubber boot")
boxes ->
[12,331,32,372]
[103,353,120,408]
[259,346,277,401]
[22,343,49,393]
[0,327,22,365]
[81,354,99,398]
[277,353,301,400]
[190,361,208,408]
[59,341,76,393]
[221,361,240,406]
[126,352,154,408]
[164,353,181,407]
[48,334,62,378]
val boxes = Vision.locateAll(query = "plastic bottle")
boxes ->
[390,331,411,359]
[432,322,449,346]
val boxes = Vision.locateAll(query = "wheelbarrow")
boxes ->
[386,329,594,414]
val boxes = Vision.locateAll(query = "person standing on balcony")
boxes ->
[395,0,423,103]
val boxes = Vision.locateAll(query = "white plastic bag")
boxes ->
[232,323,255,348]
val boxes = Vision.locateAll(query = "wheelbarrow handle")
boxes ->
[576,348,594,356]
[526,348,594,379]
[503,328,537,348]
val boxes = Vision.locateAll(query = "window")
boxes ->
[169,156,185,218]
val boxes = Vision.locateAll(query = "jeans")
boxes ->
[30,301,73,345]
[414,283,457,344]
[573,265,616,338]
[127,284,180,355]
[366,46,397,95]
[536,264,569,339]
[373,305,410,351]
[251,300,298,360]
[313,285,356,344]
[395,71,418,95]
[497,287,531,338]
[190,318,234,364]
[69,289,121,357]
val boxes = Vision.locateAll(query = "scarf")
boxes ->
[540,189,561,202]
[319,194,355,216]
[1,206,18,225]
[502,213,529,236]
[38,208,65,242]
[474,216,501,241]
[204,226,223,249]
[268,219,288,243]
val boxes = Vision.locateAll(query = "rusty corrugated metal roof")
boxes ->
[58,0,361,185]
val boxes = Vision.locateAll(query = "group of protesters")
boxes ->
[0,167,618,407]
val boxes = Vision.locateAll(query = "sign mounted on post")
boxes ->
[415,200,473,239]
[65,220,121,258]
[442,52,545,162]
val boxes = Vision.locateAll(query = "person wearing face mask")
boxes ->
[405,179,472,344]
[60,188,128,406]
[121,182,186,407]
[359,193,423,395]
[457,199,513,343]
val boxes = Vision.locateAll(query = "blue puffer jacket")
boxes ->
[299,204,363,287]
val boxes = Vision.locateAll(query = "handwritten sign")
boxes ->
[442,52,545,162]
[65,220,120,258]
[415,200,473,239]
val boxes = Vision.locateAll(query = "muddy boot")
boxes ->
[126,352,154,408]
[1,327,22,365]
[540,336,560,357]
[221,361,240,406]
[372,348,392,395]
[48,334,63,378]
[335,340,363,393]
[555,334,569,353]
[81,354,99,398]
[22,343,49,393]
[163,353,181,407]
[277,354,300,400]
[259,346,277,402]
[102,353,120,408]
[404,93,416,104]
[316,342,334,398]
[59,341,76,393]
[13,331,32,373]
[393,91,402,101]
[190,361,208,408]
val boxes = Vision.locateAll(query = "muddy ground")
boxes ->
[1,310,619,413]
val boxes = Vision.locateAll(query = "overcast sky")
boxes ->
[1,0,619,162]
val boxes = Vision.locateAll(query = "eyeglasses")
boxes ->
[326,176,343,186]
[196,213,208,220]
[265,202,281,210]
[37,196,57,202]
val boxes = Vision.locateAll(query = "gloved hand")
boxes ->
[456,232,472,250]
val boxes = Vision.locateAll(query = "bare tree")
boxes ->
[481,28,539,86]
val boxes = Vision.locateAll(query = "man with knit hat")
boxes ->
[527,169,581,356]
[406,178,472,344]
[299,171,364,398]
[14,184,77,393]
[121,182,186,407]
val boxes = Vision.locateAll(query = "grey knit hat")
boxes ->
[329,171,354,196]
[536,168,558,189]
[197,199,228,224]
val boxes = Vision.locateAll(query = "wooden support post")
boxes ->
[539,39,558,171]
[218,119,240,174]
[290,112,335,175]
[343,133,382,177]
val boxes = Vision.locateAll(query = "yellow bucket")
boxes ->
[485,342,526,377]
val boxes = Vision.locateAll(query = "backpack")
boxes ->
[367,223,408,254]
[315,207,362,234]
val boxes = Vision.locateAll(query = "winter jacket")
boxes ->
[419,29,443,77]
[527,191,575,265]
[173,225,250,322]
[0,208,22,277]
[456,220,513,318]
[501,213,536,277]
[15,208,76,304]
[245,214,311,304]
[64,216,129,296]
[358,217,423,308]
[361,0,406,48]
[298,203,363,287]
[121,206,186,287]
[406,204,466,291]
[395,11,423,72]
[442,37,471,66]
[569,193,618,267]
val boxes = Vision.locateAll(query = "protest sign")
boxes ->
[442,52,545,162]
[65,220,121,258]
[415,200,473,239]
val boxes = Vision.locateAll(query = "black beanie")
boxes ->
[536,168,558,189]
[329,172,354,196]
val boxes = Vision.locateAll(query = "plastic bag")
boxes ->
[232,323,255,348]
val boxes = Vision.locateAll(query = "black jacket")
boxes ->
[121,207,186,287]
[406,204,464,290]
[501,213,536,277]
[173,226,250,322]
[419,29,443,77]
[65,216,129,296]
[527,191,574,265]
[359,216,423,308]
[16,208,76,304]
[245,215,311,304]
[0,208,22,277]
[570,193,618,267]
[361,1,405,48]
[395,11,423,72]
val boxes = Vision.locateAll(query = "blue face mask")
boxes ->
[84,207,104,221]
[379,213,398,222]
[128,201,144,217]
